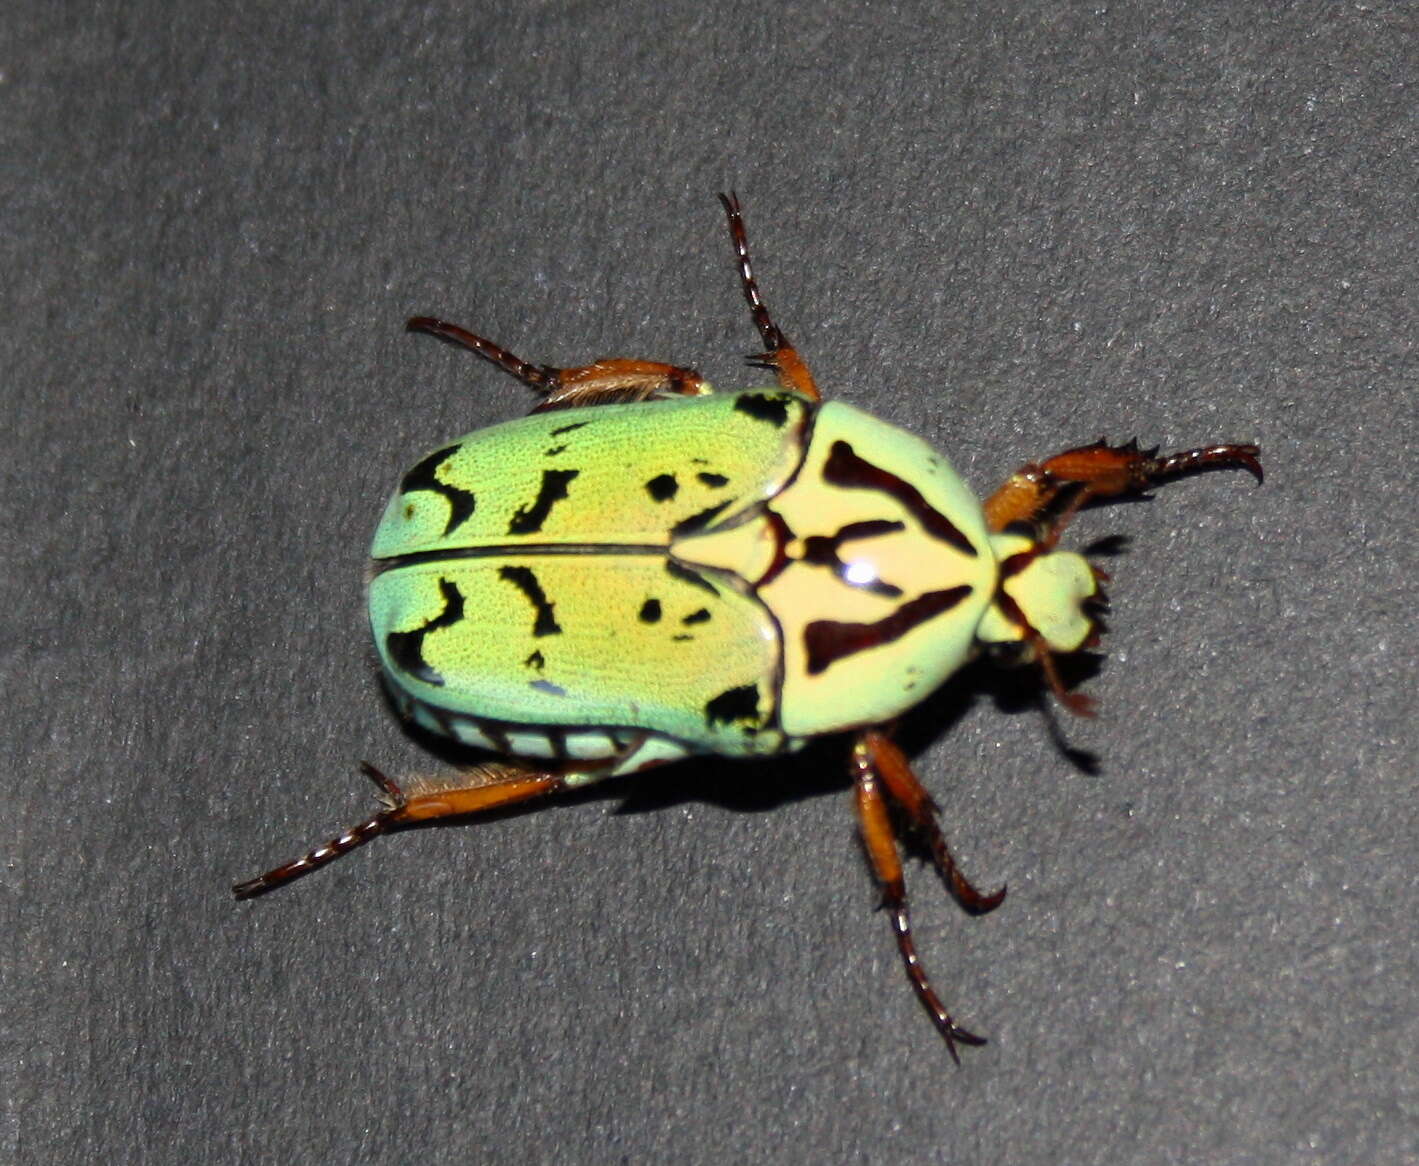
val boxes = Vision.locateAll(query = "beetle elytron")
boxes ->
[236,195,1261,1059]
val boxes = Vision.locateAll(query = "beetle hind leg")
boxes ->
[233,759,574,899]
[406,316,711,412]
[718,192,822,402]
[851,730,1000,1061]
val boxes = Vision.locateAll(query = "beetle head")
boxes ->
[977,533,1104,714]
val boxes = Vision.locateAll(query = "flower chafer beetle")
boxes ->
[236,195,1261,1060]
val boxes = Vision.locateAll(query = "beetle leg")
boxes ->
[851,732,991,1061]
[718,192,822,402]
[860,731,1007,914]
[406,316,711,412]
[983,438,1263,535]
[233,759,580,899]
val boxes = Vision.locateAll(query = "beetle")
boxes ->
[235,194,1261,1060]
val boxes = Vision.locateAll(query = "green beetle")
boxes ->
[236,195,1261,1059]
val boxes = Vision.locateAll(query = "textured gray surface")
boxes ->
[5,2,1417,1163]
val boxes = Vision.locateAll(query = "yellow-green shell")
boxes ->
[369,389,1085,769]
[370,392,811,758]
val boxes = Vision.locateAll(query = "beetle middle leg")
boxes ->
[983,439,1263,536]
[718,192,822,402]
[233,759,585,899]
[851,730,1000,1061]
[407,316,712,411]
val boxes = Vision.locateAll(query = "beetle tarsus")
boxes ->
[717,191,822,401]
[1151,443,1263,485]
[235,762,573,899]
[406,316,559,390]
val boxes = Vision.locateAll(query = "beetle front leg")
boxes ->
[406,316,712,412]
[851,731,994,1062]
[983,439,1263,535]
[233,759,581,898]
[718,193,822,402]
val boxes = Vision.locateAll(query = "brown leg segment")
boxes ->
[851,731,997,1062]
[862,731,1007,914]
[984,438,1263,535]
[406,316,710,412]
[233,760,568,899]
[717,193,822,401]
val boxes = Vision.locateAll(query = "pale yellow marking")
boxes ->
[674,513,779,581]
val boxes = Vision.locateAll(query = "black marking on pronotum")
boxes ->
[529,679,568,697]
[385,577,465,686]
[400,445,476,536]
[497,566,562,636]
[823,441,977,557]
[524,649,546,671]
[639,598,662,623]
[697,471,729,488]
[682,608,712,625]
[704,684,761,727]
[734,392,792,427]
[803,585,973,675]
[799,519,907,598]
[646,473,678,502]
[671,500,732,539]
[549,420,589,436]
[508,469,579,535]
[665,559,720,597]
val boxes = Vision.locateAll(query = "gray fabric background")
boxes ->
[5,3,1416,1163]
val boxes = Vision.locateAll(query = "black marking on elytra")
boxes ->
[665,559,720,596]
[799,519,906,598]
[734,392,792,427]
[646,473,678,502]
[704,684,761,727]
[530,679,568,697]
[498,565,562,636]
[803,585,972,675]
[697,471,729,488]
[549,420,589,436]
[822,441,976,557]
[544,444,568,456]
[508,468,579,535]
[524,649,546,671]
[682,608,711,625]
[400,445,476,536]
[639,598,662,623]
[385,577,465,686]
[671,500,732,539]
[672,634,694,642]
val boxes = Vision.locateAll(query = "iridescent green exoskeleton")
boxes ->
[236,195,1262,1060]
